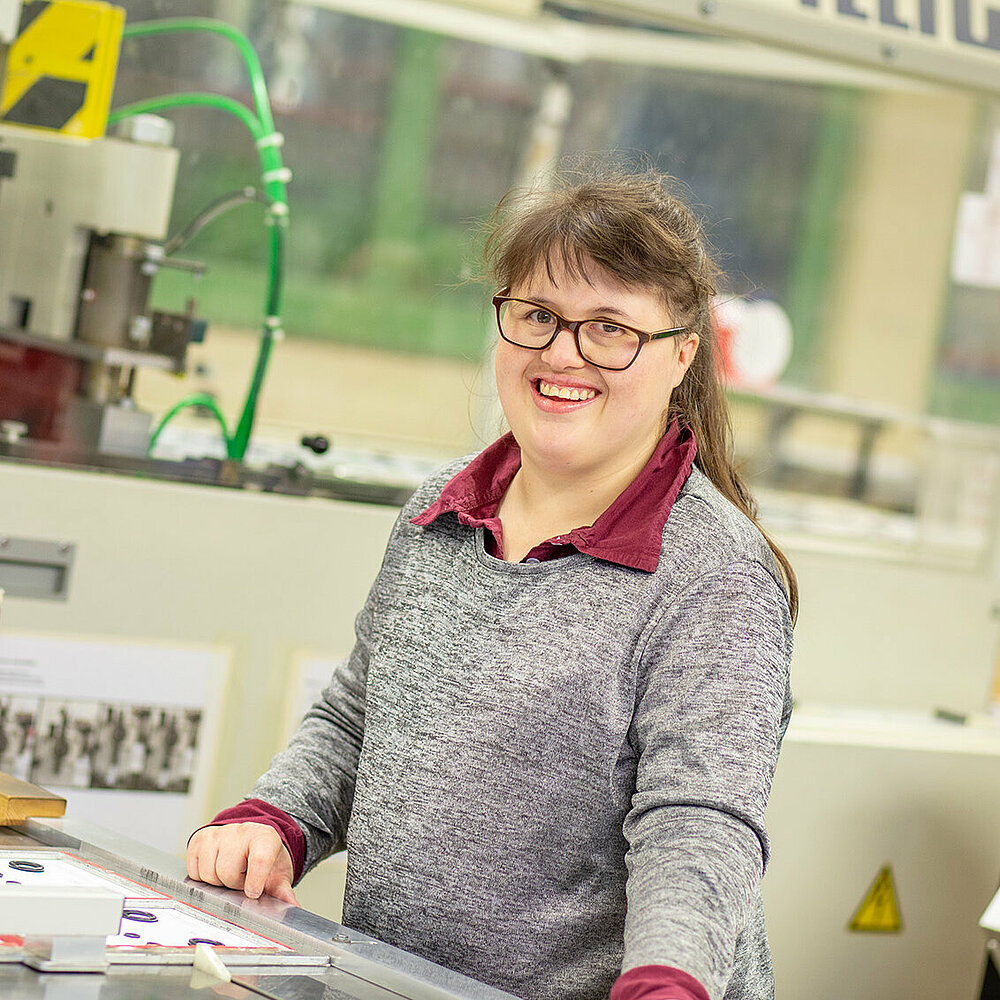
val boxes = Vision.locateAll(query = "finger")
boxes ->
[193,838,225,887]
[214,836,250,892]
[265,845,298,906]
[243,834,282,899]
[185,842,200,881]
[186,828,213,881]
[266,876,298,906]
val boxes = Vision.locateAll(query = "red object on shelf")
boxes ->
[0,342,82,441]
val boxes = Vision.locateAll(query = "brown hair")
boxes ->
[483,166,798,621]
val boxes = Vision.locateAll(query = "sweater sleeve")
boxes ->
[622,559,793,1000]
[248,585,375,876]
[219,474,455,880]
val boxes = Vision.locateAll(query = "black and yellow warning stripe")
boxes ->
[0,0,125,137]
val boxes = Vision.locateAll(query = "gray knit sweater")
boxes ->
[253,461,793,1000]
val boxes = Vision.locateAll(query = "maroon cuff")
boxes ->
[610,965,711,1000]
[197,798,307,885]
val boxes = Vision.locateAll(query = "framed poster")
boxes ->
[0,632,230,855]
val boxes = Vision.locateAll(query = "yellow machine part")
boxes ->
[0,0,125,138]
[0,771,66,825]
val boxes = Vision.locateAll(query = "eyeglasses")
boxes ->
[492,293,686,372]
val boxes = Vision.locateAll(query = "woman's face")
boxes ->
[495,254,699,483]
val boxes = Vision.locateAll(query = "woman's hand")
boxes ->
[186,822,299,905]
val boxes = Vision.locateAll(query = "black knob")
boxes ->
[301,434,330,455]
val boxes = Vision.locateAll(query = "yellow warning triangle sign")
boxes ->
[848,864,903,933]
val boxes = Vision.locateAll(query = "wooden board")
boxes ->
[0,772,66,825]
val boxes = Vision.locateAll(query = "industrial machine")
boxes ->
[0,1,406,502]
[0,114,206,456]
[0,0,210,457]
[0,0,292,473]
[0,773,516,1000]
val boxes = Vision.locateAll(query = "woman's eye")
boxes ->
[528,309,554,325]
[593,322,625,336]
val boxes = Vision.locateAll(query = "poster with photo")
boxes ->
[0,633,229,855]
[0,695,39,781]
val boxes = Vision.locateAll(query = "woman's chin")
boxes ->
[519,438,597,476]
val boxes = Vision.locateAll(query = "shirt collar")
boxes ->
[411,422,697,572]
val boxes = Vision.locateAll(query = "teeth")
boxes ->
[539,380,596,401]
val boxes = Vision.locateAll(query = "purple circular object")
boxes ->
[8,861,43,873]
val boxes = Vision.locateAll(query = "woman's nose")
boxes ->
[541,326,586,367]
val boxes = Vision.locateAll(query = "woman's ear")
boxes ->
[670,333,699,388]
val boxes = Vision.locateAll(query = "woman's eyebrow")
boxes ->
[523,295,634,320]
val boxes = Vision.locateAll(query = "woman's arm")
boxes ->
[249,606,372,873]
[184,478,447,899]
[184,611,371,896]
[622,558,793,999]
[185,530,392,896]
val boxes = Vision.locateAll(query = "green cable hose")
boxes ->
[114,18,290,462]
[147,394,237,459]
[230,222,284,458]
[120,19,287,213]
[122,19,275,136]
[107,93,262,138]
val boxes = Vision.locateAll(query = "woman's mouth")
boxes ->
[535,378,599,402]
[529,378,601,413]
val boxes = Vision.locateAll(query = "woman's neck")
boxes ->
[495,450,650,562]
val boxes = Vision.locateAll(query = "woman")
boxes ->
[187,168,796,1000]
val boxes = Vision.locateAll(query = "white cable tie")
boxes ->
[255,131,285,150]
[265,316,281,328]
[261,167,292,184]
[268,201,289,218]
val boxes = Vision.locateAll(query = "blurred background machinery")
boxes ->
[0,0,292,474]
[0,1,206,456]
[0,115,204,455]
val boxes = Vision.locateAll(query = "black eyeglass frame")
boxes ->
[491,293,687,372]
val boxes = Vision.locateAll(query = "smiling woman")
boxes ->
[186,166,797,1000]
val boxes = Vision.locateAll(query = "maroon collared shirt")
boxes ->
[411,420,697,569]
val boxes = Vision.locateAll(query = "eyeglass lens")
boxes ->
[498,300,640,369]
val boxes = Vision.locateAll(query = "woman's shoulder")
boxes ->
[666,466,781,583]
[377,454,479,574]
[400,454,476,514]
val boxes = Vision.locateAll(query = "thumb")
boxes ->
[267,874,299,906]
